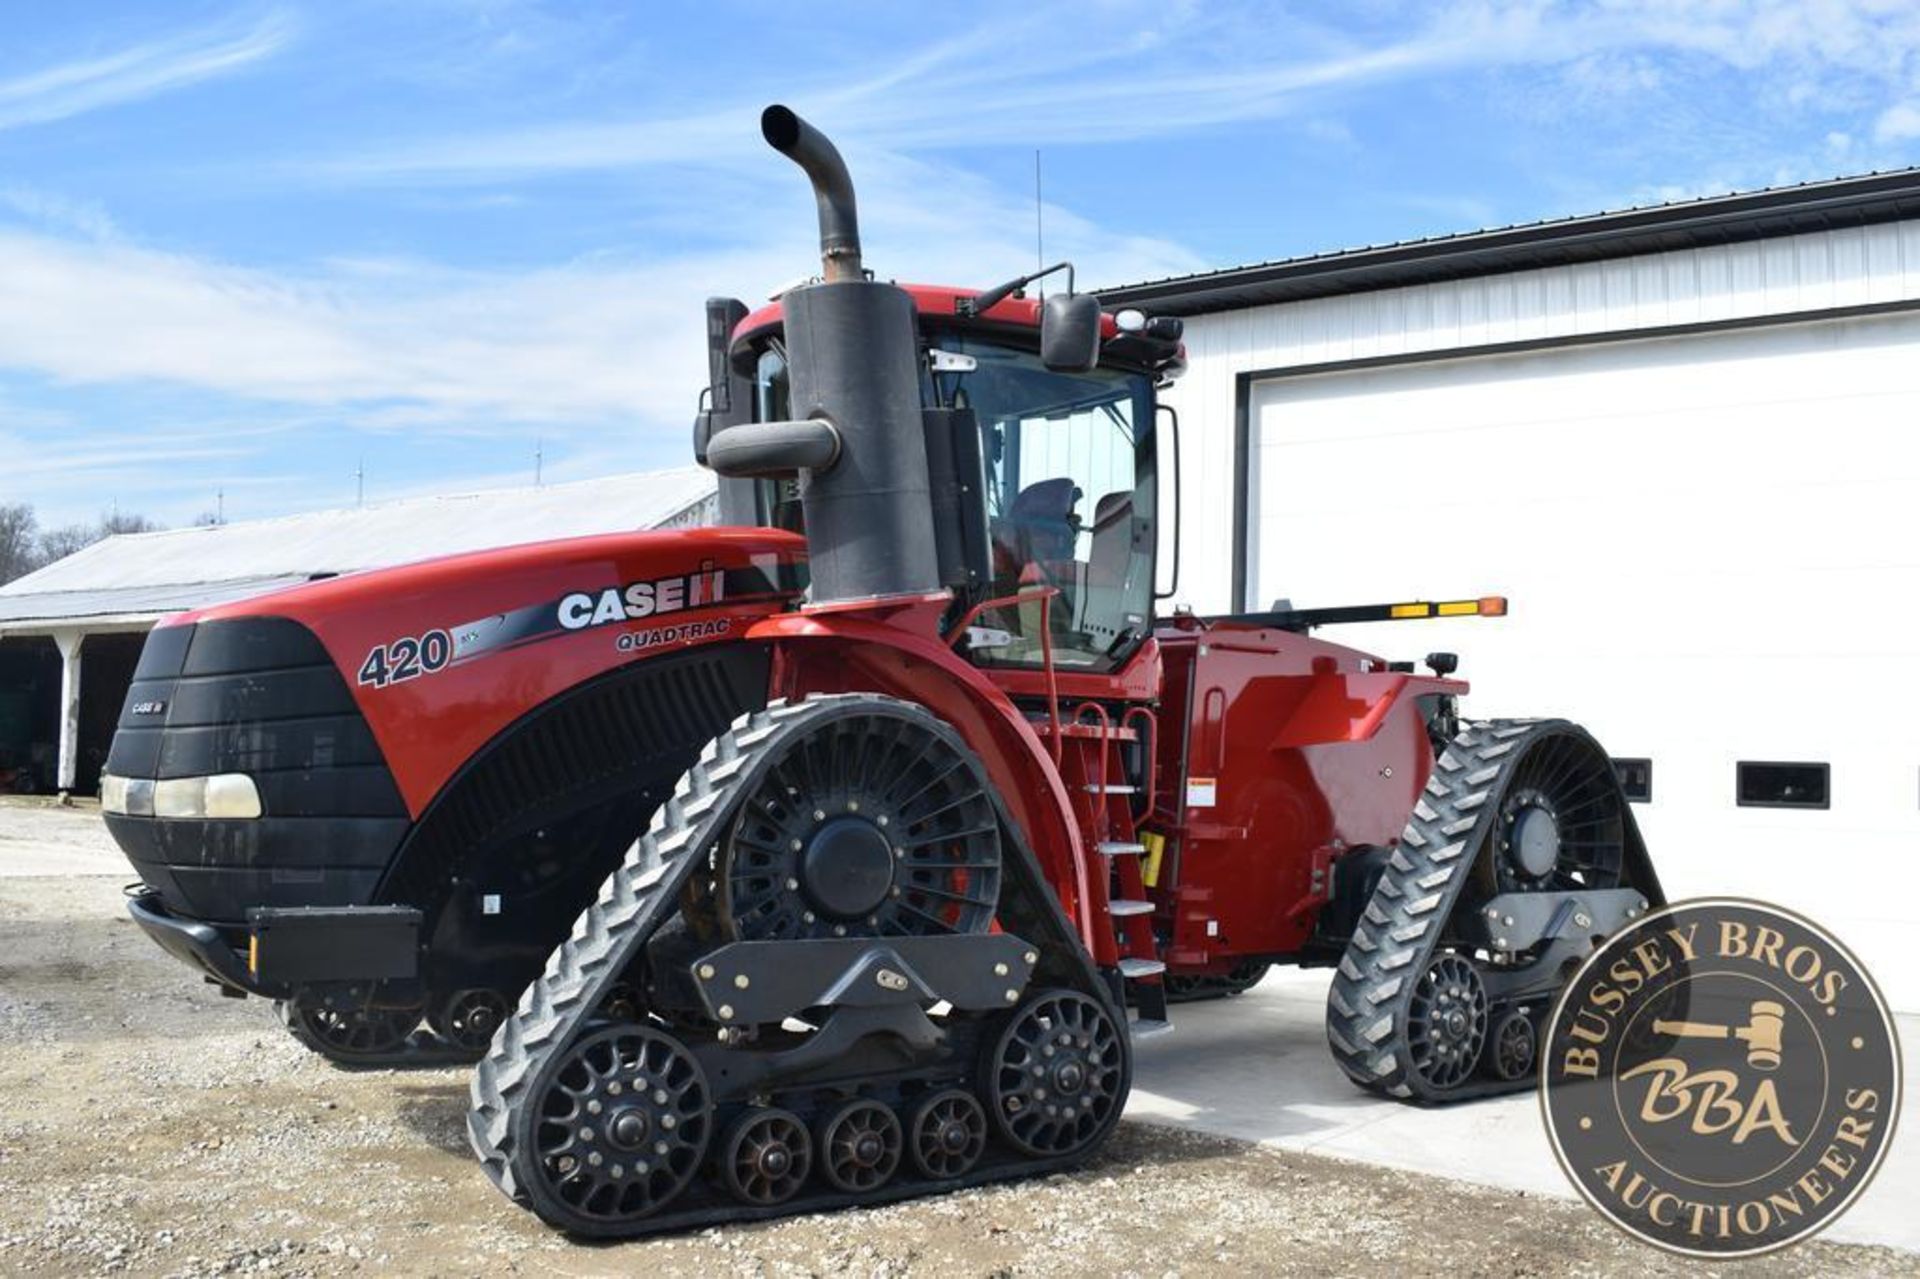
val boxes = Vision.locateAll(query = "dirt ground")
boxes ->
[0,872,1912,1278]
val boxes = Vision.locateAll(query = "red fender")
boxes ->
[742,611,1097,954]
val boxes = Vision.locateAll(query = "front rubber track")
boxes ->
[467,694,1127,1236]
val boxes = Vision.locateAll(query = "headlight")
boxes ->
[102,773,261,820]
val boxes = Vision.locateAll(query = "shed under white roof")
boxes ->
[0,466,717,631]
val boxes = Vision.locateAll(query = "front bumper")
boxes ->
[127,890,280,997]
[126,891,425,997]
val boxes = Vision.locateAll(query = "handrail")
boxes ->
[947,586,1063,762]
[1122,705,1157,814]
[1069,701,1114,811]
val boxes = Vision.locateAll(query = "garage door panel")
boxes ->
[1247,309,1920,1008]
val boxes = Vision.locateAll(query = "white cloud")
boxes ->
[308,2,1920,187]
[0,11,293,133]
[0,187,120,241]
[0,156,1202,434]
[1877,101,1920,141]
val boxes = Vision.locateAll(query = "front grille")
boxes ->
[104,617,409,921]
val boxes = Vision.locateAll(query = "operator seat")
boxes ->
[991,477,1082,582]
[1080,491,1135,639]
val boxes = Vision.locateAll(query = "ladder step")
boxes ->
[1117,957,1166,979]
[1108,898,1155,918]
[1095,840,1147,857]
[1085,784,1138,795]
[1130,1018,1174,1041]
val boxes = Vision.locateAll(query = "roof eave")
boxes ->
[1100,169,1920,317]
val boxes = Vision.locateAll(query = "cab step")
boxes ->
[1130,1018,1174,1041]
[1085,783,1138,795]
[1095,841,1147,857]
[1117,957,1166,978]
[1108,899,1155,918]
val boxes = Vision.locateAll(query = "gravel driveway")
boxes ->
[0,813,1911,1276]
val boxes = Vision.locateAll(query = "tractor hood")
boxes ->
[148,526,805,816]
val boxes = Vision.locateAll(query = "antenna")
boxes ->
[535,436,544,487]
[216,488,224,524]
[1034,149,1044,294]
[354,458,365,508]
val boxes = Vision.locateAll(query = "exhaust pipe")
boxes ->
[761,104,862,282]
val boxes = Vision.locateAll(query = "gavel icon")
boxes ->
[1652,1000,1786,1071]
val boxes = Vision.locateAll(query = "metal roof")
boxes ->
[0,466,716,632]
[1099,167,1920,317]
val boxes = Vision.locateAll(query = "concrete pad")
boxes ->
[0,799,127,877]
[1127,965,1919,1254]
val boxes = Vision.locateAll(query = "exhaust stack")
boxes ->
[703,105,940,605]
[761,105,863,283]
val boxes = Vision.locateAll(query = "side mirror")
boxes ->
[1040,292,1101,373]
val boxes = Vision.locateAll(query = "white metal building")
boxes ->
[1105,170,1920,1009]
[0,467,716,799]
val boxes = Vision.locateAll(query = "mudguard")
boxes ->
[743,607,1098,955]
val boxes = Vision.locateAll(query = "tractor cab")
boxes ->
[704,282,1184,674]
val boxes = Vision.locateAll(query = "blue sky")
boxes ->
[5,0,1920,527]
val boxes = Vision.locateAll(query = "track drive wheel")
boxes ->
[987,989,1126,1158]
[517,1023,710,1234]
[715,702,1003,942]
[279,996,420,1062]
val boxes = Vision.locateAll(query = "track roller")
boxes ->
[721,1109,812,1205]
[909,1089,987,1179]
[816,1099,903,1192]
[428,988,512,1056]
[278,996,420,1062]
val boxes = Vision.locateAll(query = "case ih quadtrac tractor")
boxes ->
[101,107,1662,1235]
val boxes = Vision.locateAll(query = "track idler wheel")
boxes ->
[987,989,1126,1158]
[279,996,420,1061]
[1406,953,1488,1090]
[816,1099,903,1192]
[523,1024,710,1231]
[428,988,511,1055]
[721,1108,813,1205]
[909,1089,987,1179]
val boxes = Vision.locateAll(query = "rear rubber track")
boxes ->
[1325,718,1562,1103]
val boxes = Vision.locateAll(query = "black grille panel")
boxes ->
[379,644,769,909]
[103,616,408,920]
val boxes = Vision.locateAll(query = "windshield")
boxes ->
[931,334,1157,670]
[750,331,1158,670]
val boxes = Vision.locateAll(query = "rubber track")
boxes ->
[1324,718,1558,1103]
[466,693,1127,1228]
[467,697,821,1207]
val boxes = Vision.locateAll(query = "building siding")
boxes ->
[1160,220,1920,611]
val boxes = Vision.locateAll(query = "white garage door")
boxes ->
[1248,309,1920,1010]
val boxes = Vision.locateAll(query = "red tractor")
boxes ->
[102,107,1662,1235]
